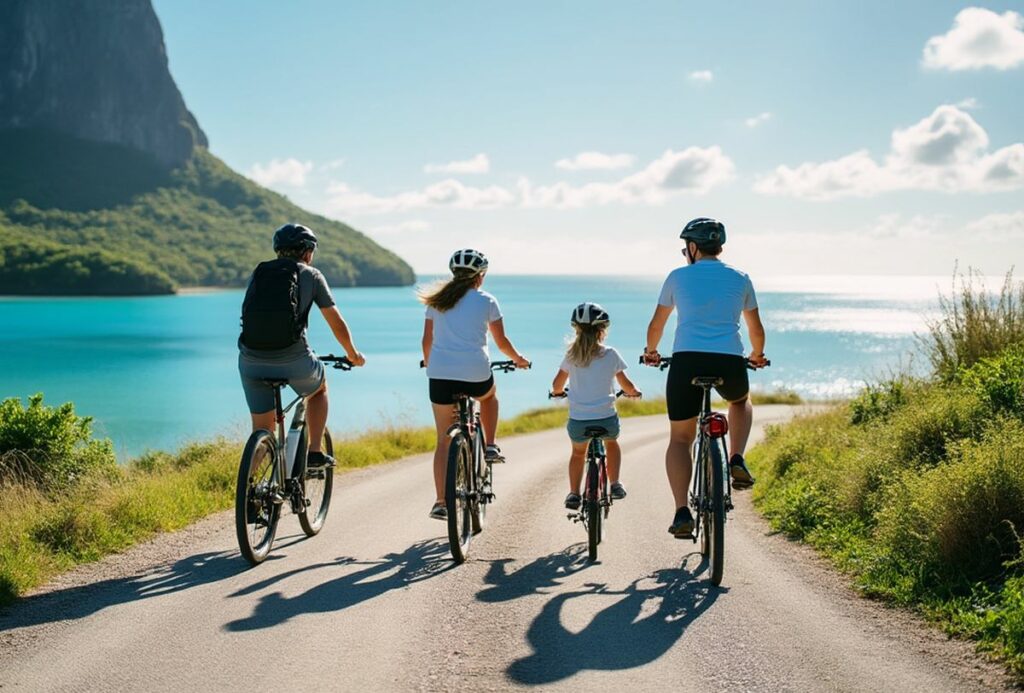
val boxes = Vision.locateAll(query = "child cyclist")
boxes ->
[550,303,641,510]
[420,249,531,520]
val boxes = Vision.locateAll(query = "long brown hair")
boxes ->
[566,323,607,367]
[417,269,480,312]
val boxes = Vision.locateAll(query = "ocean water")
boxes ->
[0,274,946,459]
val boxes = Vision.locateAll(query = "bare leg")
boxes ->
[251,411,275,433]
[727,397,753,458]
[605,439,622,484]
[477,385,499,446]
[568,441,588,493]
[666,418,697,509]
[431,403,455,502]
[306,380,329,453]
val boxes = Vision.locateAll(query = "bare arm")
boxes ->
[321,306,365,366]
[644,304,674,363]
[489,319,530,368]
[743,308,768,366]
[615,371,641,397]
[551,369,569,395]
[421,318,433,366]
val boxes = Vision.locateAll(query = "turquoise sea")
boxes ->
[0,274,945,459]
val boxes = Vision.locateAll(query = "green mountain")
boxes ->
[0,129,415,295]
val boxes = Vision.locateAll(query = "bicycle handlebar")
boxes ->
[418,359,530,372]
[548,389,641,400]
[319,355,354,371]
[639,355,771,371]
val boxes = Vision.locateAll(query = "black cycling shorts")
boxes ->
[429,376,495,405]
[666,351,749,421]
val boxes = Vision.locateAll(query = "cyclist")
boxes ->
[550,302,641,510]
[238,223,366,469]
[420,249,530,520]
[642,217,767,537]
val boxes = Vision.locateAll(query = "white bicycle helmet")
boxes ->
[571,302,610,326]
[449,248,489,275]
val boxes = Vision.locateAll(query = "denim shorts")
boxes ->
[566,414,620,444]
[238,351,325,414]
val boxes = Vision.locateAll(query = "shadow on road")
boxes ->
[507,552,722,685]
[0,550,243,631]
[224,538,452,632]
[476,543,591,603]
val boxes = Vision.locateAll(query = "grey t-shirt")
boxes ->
[238,262,336,362]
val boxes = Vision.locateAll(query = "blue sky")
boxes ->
[153,1,1024,277]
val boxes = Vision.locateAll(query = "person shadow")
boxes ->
[0,549,244,632]
[476,543,591,604]
[506,552,723,684]
[224,537,452,632]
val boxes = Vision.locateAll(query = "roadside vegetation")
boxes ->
[748,271,1024,680]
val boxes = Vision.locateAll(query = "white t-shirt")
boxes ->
[657,259,758,356]
[425,289,503,382]
[559,346,628,420]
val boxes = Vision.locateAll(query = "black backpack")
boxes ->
[239,259,309,350]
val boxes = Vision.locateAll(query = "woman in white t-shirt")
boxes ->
[420,249,530,521]
[551,303,641,510]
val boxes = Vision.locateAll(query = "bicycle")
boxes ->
[433,360,527,563]
[549,389,639,562]
[642,355,769,585]
[234,354,352,565]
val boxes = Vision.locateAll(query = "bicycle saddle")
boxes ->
[584,426,609,437]
[691,376,723,388]
[259,379,289,388]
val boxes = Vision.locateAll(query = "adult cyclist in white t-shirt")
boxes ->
[420,249,531,521]
[643,218,768,538]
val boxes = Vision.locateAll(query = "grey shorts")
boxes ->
[238,352,325,414]
[566,414,621,444]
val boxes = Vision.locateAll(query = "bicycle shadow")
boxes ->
[224,537,452,632]
[0,550,243,632]
[476,543,591,603]
[507,553,723,684]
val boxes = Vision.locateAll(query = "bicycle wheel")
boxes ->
[586,460,602,562]
[445,433,473,563]
[707,438,726,585]
[694,438,710,557]
[235,430,281,565]
[298,427,334,537]
[471,426,487,535]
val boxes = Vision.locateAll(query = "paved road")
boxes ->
[0,407,1008,691]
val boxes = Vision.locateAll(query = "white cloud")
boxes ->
[866,213,946,240]
[754,105,1024,199]
[247,158,314,187]
[963,210,1024,239]
[423,153,490,175]
[923,7,1024,71]
[324,178,515,215]
[554,151,636,171]
[956,97,980,110]
[367,220,432,236]
[320,158,346,171]
[745,112,772,128]
[688,70,714,84]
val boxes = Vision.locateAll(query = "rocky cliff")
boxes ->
[0,0,206,168]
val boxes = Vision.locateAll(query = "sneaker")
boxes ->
[307,451,336,469]
[429,502,447,521]
[668,507,694,538]
[485,445,505,464]
[729,454,755,489]
[610,482,627,500]
[564,492,582,510]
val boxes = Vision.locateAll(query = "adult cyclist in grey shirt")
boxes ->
[643,217,768,538]
[238,223,365,469]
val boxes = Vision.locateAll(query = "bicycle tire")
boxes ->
[708,437,726,585]
[694,438,710,558]
[298,427,334,537]
[445,433,473,563]
[471,425,487,535]
[586,460,601,561]
[235,430,281,565]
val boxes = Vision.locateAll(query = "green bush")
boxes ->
[0,394,117,491]
[960,343,1024,417]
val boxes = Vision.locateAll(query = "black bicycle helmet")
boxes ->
[273,223,318,252]
[571,302,610,326]
[679,217,726,245]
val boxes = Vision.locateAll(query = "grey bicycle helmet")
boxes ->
[273,223,318,252]
[449,248,489,275]
[679,217,726,245]
[571,302,610,326]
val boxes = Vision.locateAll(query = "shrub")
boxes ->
[0,394,117,491]
[960,343,1024,418]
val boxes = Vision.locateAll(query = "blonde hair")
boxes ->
[566,323,607,367]
[417,269,480,312]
